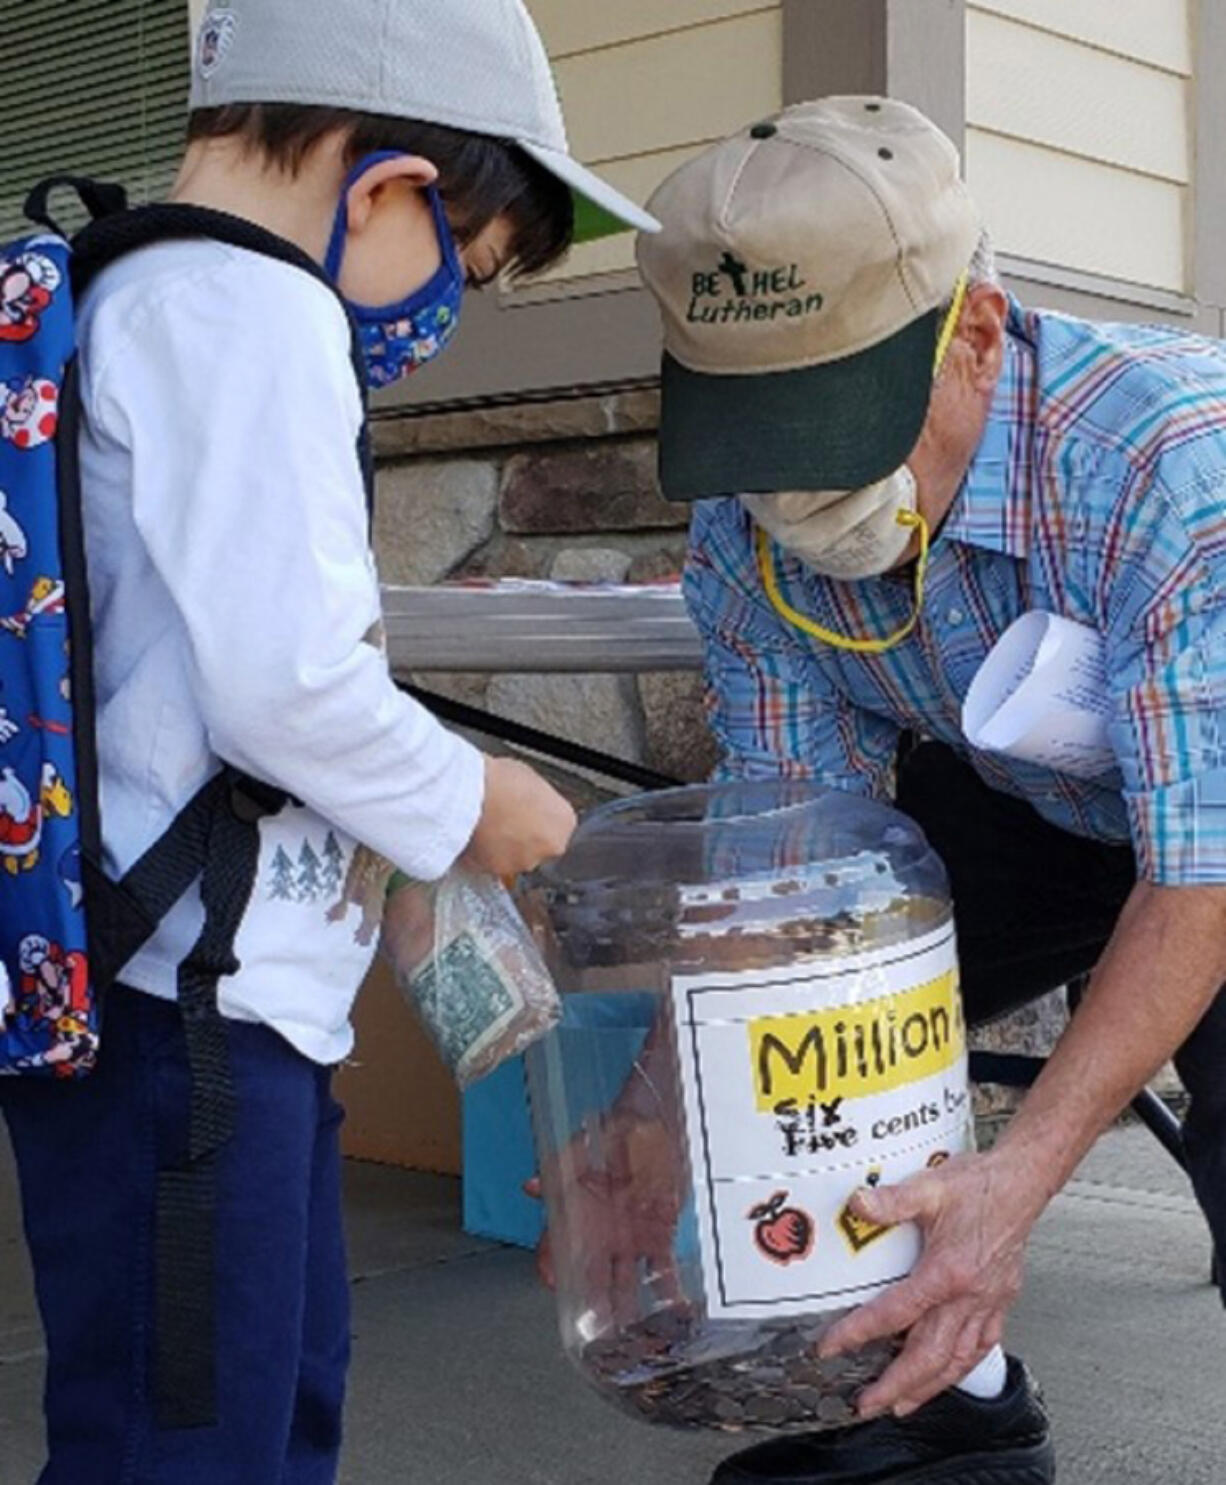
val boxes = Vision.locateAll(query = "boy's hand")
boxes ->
[462,757,577,877]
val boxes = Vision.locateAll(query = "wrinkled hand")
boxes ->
[820,1151,1040,1418]
[525,1110,684,1329]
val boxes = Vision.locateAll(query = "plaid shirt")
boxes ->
[685,300,1226,885]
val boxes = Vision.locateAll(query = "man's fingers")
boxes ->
[857,1307,989,1417]
[523,1175,542,1200]
[980,1311,1005,1353]
[889,1335,992,1418]
[820,1270,938,1358]
[851,1172,940,1229]
[856,1308,961,1416]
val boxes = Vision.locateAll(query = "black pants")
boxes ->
[897,742,1226,1293]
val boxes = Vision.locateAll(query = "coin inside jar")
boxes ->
[580,1311,901,1434]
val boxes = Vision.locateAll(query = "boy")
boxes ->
[0,2,656,1480]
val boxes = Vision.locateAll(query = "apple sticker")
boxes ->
[748,1191,816,1265]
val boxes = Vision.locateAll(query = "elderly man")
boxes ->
[635,97,1226,1484]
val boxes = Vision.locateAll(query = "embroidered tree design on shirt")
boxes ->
[268,845,296,902]
[320,831,344,900]
[297,840,323,902]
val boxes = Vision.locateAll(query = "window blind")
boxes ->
[0,0,190,239]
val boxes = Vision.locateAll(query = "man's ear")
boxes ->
[345,154,439,235]
[959,284,1008,392]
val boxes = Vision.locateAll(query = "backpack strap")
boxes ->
[84,769,268,988]
[23,176,128,238]
[153,773,269,1429]
[67,202,377,1429]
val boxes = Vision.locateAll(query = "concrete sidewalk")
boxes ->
[2,1126,1224,1484]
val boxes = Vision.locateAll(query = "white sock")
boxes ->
[955,1345,1008,1400]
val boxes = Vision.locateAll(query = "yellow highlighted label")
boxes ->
[749,972,964,1110]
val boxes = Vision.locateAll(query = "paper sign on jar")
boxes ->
[670,920,971,1321]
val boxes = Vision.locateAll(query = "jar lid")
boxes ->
[536,779,939,899]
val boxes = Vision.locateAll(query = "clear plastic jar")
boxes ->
[522,779,969,1435]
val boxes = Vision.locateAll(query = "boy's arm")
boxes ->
[92,262,487,880]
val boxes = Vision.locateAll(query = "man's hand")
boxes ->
[820,1149,1040,1418]
[821,881,1226,1422]
[526,1109,684,1329]
[463,756,577,878]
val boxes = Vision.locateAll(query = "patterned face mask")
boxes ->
[324,151,464,388]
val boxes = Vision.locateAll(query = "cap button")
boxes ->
[750,122,778,140]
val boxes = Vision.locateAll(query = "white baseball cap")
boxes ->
[190,0,659,243]
[637,97,981,499]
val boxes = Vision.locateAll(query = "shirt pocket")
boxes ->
[928,558,1023,716]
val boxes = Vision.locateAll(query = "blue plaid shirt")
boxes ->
[685,300,1226,885]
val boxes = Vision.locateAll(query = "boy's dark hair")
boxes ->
[187,105,574,280]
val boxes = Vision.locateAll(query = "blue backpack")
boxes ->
[0,181,115,1079]
[0,179,372,1426]
[0,179,372,1084]
[0,180,285,1086]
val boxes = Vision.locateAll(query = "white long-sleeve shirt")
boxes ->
[78,238,485,1064]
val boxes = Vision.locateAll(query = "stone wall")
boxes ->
[372,386,719,785]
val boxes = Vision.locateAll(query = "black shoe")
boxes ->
[710,1356,1053,1484]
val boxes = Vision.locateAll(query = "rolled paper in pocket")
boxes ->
[963,611,1115,779]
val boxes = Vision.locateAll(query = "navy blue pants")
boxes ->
[0,986,349,1484]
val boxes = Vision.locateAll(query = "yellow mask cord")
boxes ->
[756,512,931,655]
[932,271,969,377]
[753,272,965,655]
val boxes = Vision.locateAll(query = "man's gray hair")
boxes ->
[932,231,999,379]
[943,230,1000,311]
[966,229,1000,288]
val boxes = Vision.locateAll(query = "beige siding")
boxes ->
[531,3,783,283]
[965,1,1194,293]
[967,131,1187,293]
[188,0,205,39]
[532,0,777,60]
[968,0,1192,75]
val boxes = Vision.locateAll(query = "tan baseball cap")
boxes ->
[636,97,981,500]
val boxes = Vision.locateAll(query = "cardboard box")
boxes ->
[335,958,461,1176]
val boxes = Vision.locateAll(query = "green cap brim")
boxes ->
[517,139,661,244]
[658,308,942,501]
[572,191,632,244]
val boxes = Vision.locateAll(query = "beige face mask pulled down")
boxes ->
[741,467,919,582]
[743,271,968,654]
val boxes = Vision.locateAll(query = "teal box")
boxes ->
[461,994,656,1248]
[461,1056,543,1249]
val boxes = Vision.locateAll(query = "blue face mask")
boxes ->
[324,151,464,389]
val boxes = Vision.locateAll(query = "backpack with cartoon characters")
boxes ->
[0,179,372,1089]
[0,183,103,1078]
